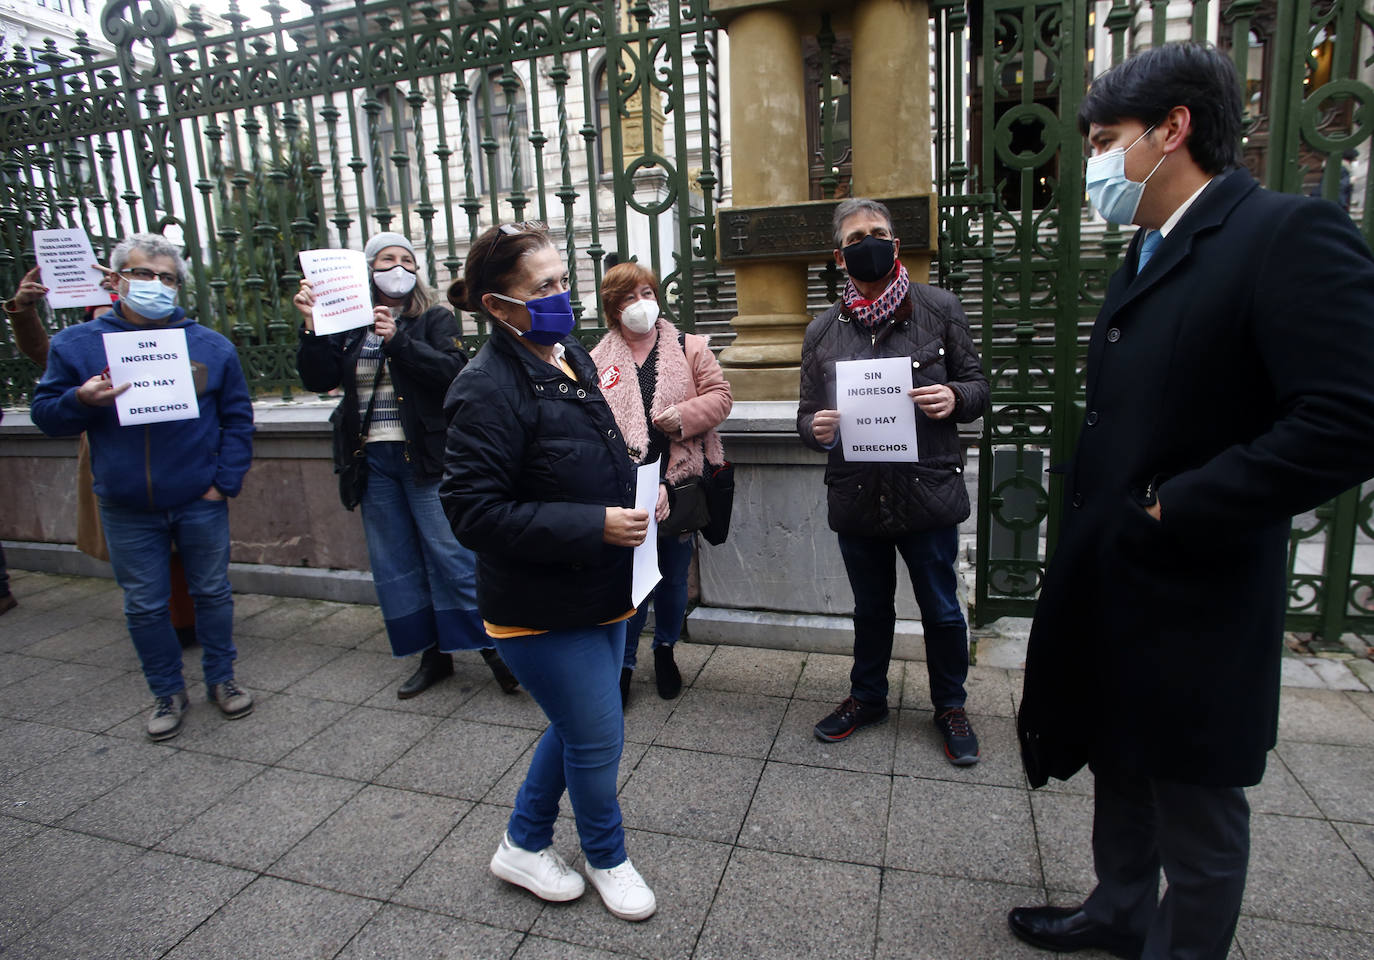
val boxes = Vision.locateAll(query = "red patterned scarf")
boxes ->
[842,262,910,331]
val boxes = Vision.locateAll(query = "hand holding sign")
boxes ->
[910,384,956,420]
[11,266,48,308]
[76,371,131,407]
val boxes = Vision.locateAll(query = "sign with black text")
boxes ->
[32,228,111,309]
[834,356,920,462]
[102,328,200,426]
[298,249,374,335]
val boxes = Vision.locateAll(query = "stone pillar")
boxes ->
[849,0,934,281]
[715,6,812,401]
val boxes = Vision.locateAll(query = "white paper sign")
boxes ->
[32,228,111,309]
[835,356,920,462]
[298,248,374,335]
[103,328,200,426]
[630,461,662,608]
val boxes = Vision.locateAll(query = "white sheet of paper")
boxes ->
[298,249,374,335]
[32,228,111,309]
[103,327,200,426]
[630,461,662,608]
[835,356,920,462]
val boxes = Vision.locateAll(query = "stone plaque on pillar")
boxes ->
[717,196,934,264]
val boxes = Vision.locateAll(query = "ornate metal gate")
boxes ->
[944,0,1374,641]
[0,0,722,399]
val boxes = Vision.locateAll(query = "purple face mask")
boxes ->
[490,289,576,345]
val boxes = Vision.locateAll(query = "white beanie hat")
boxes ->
[363,232,414,265]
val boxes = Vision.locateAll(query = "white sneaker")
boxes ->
[585,858,656,921]
[489,832,585,902]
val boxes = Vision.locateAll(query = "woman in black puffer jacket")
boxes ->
[294,232,516,700]
[441,223,657,923]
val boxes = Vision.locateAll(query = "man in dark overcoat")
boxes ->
[1008,43,1374,960]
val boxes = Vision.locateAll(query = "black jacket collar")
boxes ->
[1111,167,1258,316]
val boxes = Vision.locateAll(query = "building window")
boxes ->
[472,68,531,194]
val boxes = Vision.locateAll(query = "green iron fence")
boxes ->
[937,0,1374,642]
[0,0,723,399]
[3,0,1370,641]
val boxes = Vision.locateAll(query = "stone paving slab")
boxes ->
[1,571,1373,959]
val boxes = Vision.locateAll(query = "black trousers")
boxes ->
[1083,765,1250,960]
[836,526,969,709]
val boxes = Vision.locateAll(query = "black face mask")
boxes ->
[841,235,896,283]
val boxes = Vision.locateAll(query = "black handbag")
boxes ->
[336,358,387,511]
[658,477,711,538]
[700,460,735,545]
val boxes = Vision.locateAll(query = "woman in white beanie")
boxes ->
[294,232,518,698]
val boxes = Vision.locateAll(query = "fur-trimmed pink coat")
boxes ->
[591,318,731,485]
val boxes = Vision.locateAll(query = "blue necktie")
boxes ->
[1136,229,1161,275]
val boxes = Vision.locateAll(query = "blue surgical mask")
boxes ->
[490,289,576,346]
[122,278,178,320]
[1085,126,1166,226]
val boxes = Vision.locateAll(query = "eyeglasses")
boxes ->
[120,267,180,287]
[482,221,549,294]
[499,220,547,236]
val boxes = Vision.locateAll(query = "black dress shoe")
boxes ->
[398,646,454,699]
[480,647,520,694]
[1007,905,1144,959]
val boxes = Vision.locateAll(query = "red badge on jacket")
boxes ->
[600,365,621,390]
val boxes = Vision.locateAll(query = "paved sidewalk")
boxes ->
[2,569,1373,960]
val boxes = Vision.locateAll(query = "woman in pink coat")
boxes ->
[591,263,732,706]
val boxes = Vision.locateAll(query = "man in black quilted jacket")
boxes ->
[797,197,989,764]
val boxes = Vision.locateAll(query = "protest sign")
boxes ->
[103,327,200,426]
[32,228,111,309]
[835,356,920,462]
[631,461,662,608]
[298,249,374,335]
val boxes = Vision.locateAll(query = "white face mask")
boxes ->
[373,264,418,298]
[620,298,660,334]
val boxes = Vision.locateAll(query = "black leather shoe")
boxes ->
[480,648,520,694]
[1007,905,1144,959]
[397,647,454,700]
[654,645,682,699]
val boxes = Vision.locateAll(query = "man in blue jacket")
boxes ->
[31,233,255,741]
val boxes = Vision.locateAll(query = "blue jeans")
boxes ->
[360,442,487,657]
[497,622,628,869]
[0,540,9,597]
[837,525,969,709]
[623,533,694,670]
[100,497,236,698]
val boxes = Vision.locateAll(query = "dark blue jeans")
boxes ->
[0,540,9,597]
[623,533,694,670]
[837,525,968,710]
[100,497,236,697]
[359,442,487,657]
[496,622,628,869]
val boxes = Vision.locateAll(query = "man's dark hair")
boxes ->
[1077,42,1243,175]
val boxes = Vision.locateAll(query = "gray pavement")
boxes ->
[2,568,1373,960]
